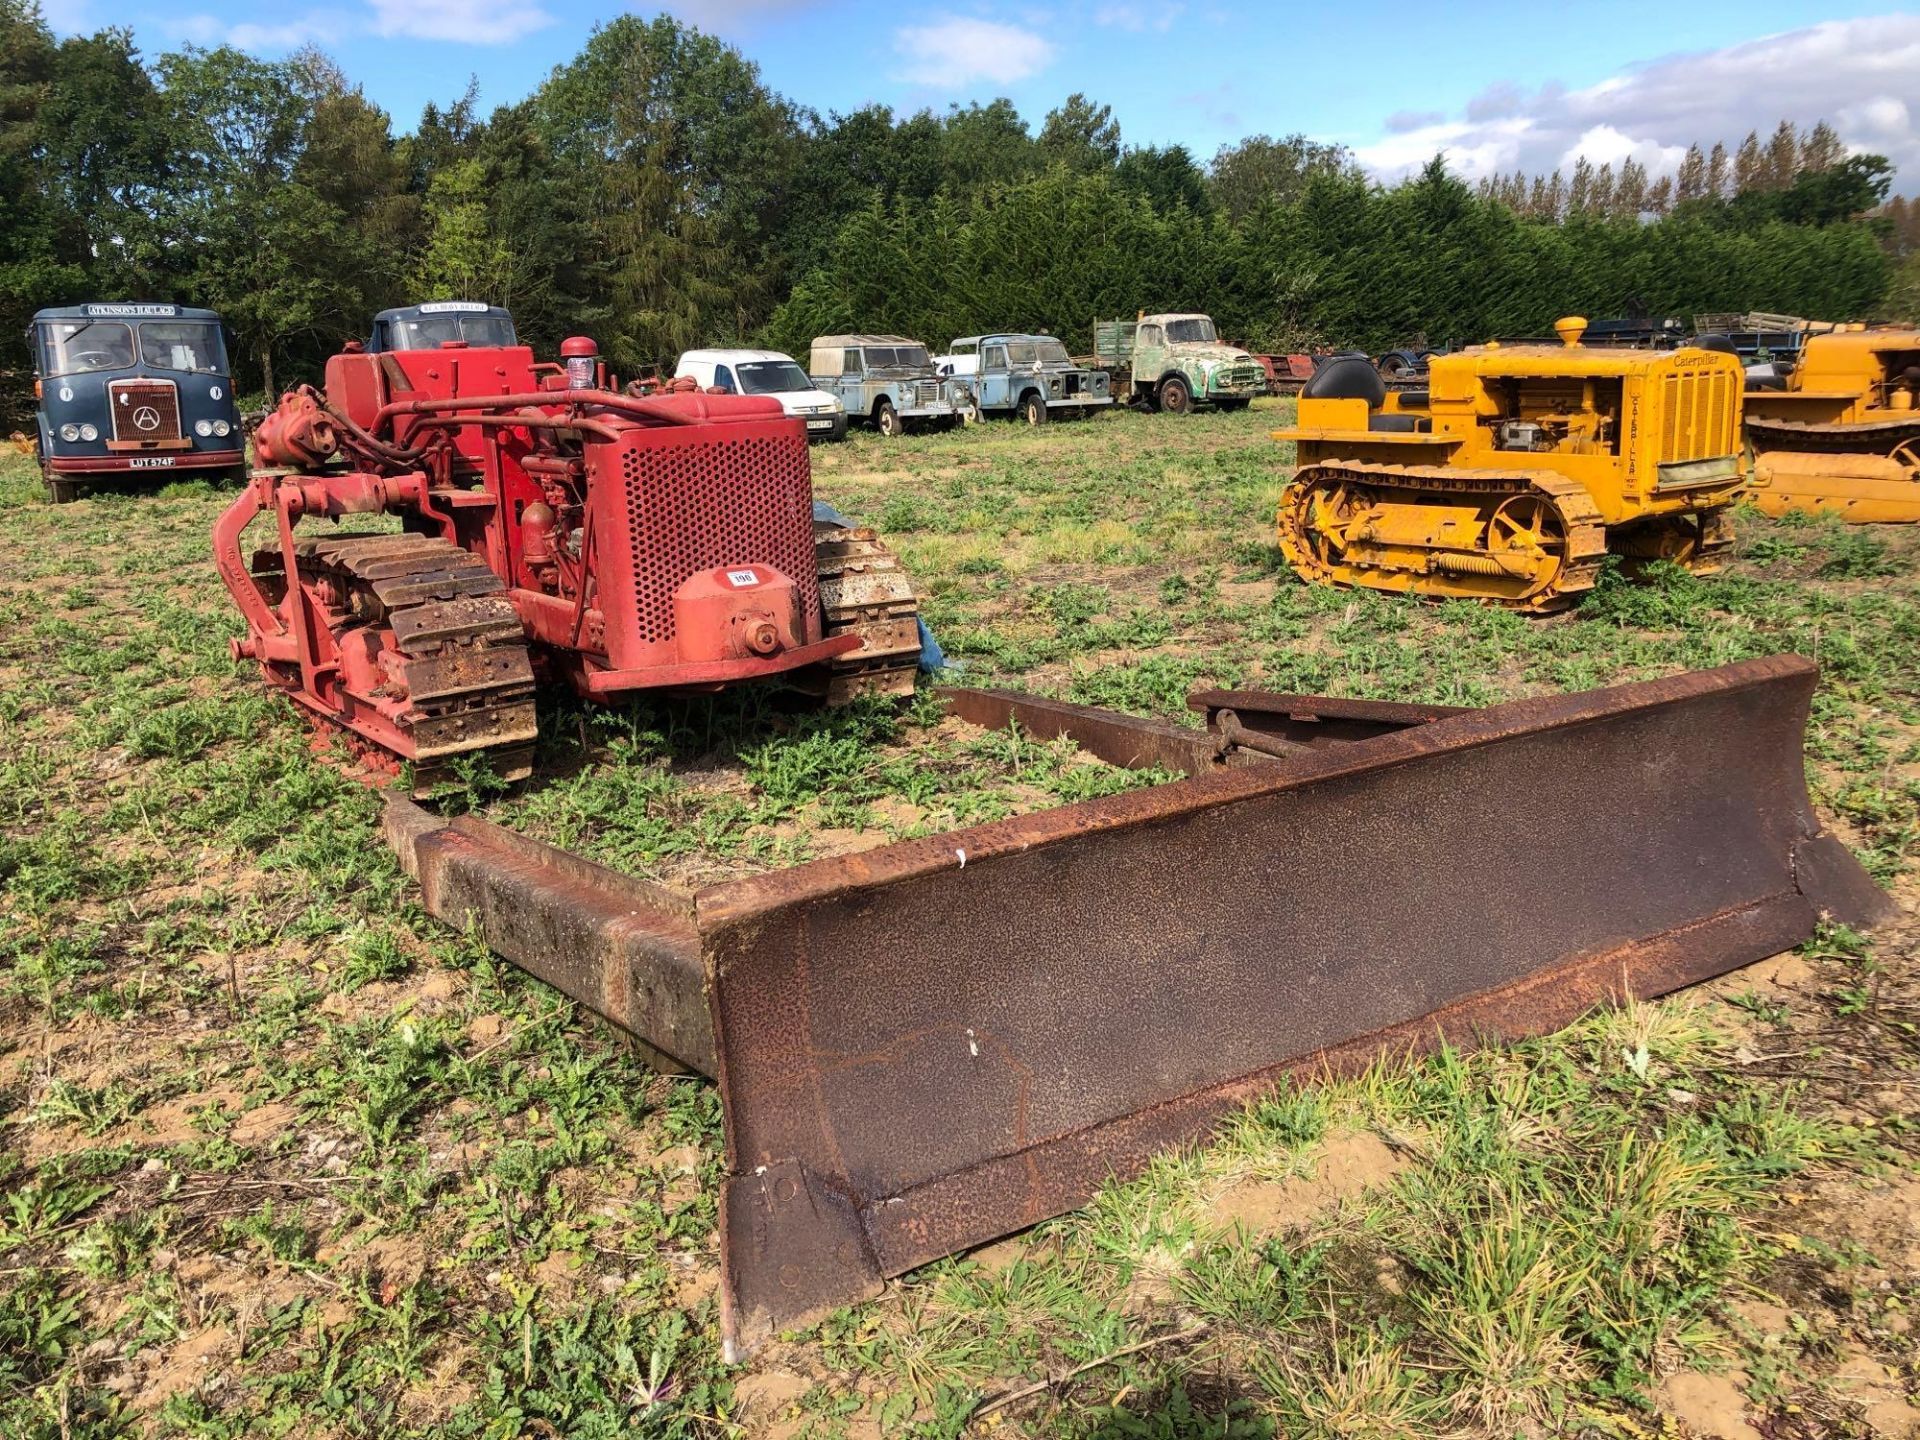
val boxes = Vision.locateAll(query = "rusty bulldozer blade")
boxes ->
[380,654,1890,1361]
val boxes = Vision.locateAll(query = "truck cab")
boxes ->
[366,301,518,353]
[1088,313,1267,414]
[957,334,1112,424]
[675,348,847,441]
[807,335,968,437]
[27,302,244,503]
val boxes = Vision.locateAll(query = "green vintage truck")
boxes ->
[1083,313,1268,413]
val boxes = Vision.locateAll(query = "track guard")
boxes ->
[383,656,1890,1362]
[1749,449,1920,524]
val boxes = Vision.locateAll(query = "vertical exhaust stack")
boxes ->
[382,656,1890,1362]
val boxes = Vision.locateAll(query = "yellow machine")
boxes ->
[1743,327,1920,523]
[1272,317,1745,611]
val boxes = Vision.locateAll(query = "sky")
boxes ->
[35,0,1920,190]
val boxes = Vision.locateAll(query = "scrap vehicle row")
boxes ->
[23,303,1277,503]
[16,289,1911,1364]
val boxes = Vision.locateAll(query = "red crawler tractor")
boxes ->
[212,331,920,787]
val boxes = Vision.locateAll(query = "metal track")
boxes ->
[814,519,922,702]
[1282,462,1609,611]
[266,533,538,790]
[1747,414,1920,453]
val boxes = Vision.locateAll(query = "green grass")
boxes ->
[1,411,1917,1438]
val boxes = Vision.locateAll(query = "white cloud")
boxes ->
[651,0,812,36]
[38,0,92,35]
[1097,3,1184,33]
[168,12,328,49]
[1351,15,1920,189]
[364,0,554,44]
[225,18,333,49]
[891,18,1056,89]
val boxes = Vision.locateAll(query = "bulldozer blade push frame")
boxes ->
[379,654,1891,1362]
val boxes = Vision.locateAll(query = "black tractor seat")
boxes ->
[1301,354,1387,406]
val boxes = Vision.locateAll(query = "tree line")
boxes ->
[1471,120,1877,223]
[0,0,1905,420]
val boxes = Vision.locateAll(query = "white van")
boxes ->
[674,348,847,441]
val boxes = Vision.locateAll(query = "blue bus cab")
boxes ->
[365,301,518,353]
[28,303,245,502]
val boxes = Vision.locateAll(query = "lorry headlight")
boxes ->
[79,424,98,441]
[195,420,213,437]
[59,423,80,442]
[213,419,231,437]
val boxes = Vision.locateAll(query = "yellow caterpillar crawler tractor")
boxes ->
[1273,317,1745,610]
[1743,327,1920,522]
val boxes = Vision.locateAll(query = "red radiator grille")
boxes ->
[609,428,819,646]
[108,378,183,443]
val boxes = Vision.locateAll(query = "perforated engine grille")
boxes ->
[616,431,818,646]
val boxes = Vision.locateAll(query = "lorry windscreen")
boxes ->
[39,320,135,376]
[1164,318,1217,344]
[1007,340,1071,366]
[389,315,518,350]
[737,361,811,395]
[139,321,225,374]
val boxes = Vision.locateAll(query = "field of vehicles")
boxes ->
[1272,316,1745,610]
[175,305,1892,1364]
[8,283,1913,1381]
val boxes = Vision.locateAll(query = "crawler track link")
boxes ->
[1747,415,1920,454]
[257,532,539,793]
[813,519,922,702]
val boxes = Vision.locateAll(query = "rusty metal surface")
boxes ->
[385,801,714,1074]
[378,658,1892,1364]
[938,686,1230,775]
[1190,688,1465,748]
[701,656,1890,1358]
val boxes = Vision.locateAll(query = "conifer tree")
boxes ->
[1733,132,1762,192]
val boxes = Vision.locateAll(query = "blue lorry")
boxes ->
[365,301,519,353]
[27,303,244,502]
